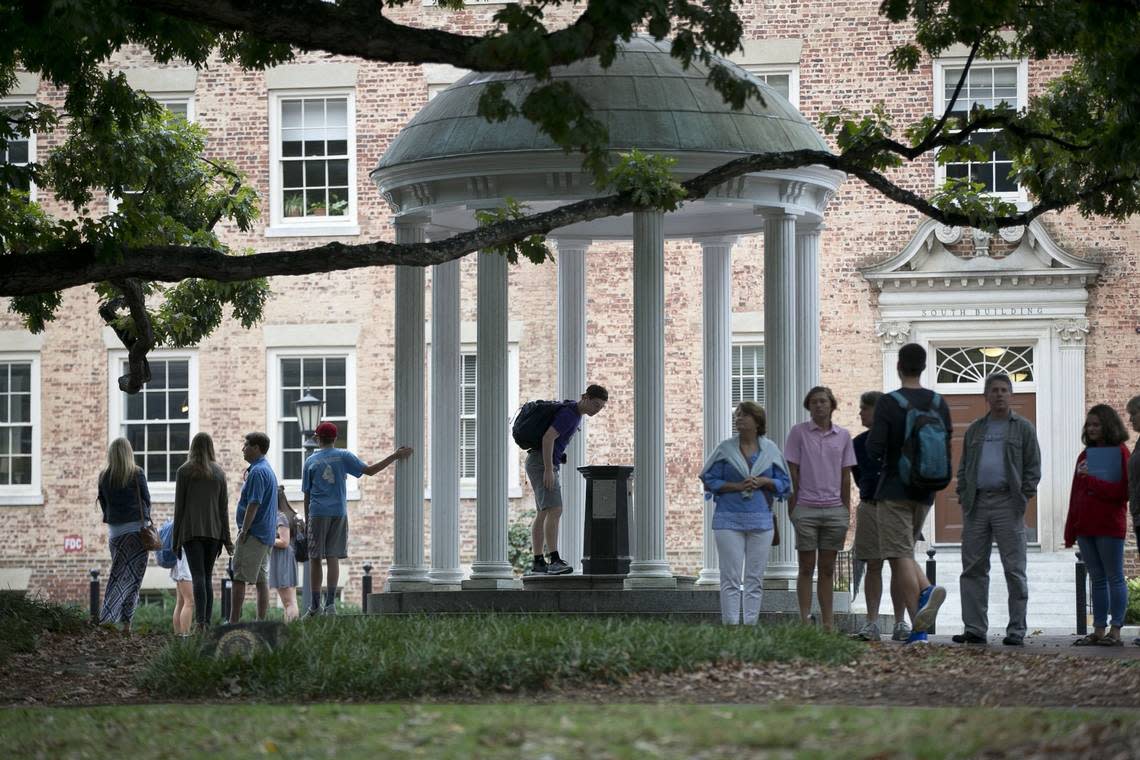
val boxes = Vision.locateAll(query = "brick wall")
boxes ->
[3,0,1138,602]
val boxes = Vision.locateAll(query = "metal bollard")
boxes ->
[1075,551,1088,636]
[89,569,100,624]
[925,548,937,635]
[220,565,234,624]
[361,563,373,614]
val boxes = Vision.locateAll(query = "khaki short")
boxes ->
[853,500,884,561]
[790,505,849,552]
[525,451,563,511]
[878,499,930,559]
[232,535,270,584]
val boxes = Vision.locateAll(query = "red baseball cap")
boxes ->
[314,421,338,440]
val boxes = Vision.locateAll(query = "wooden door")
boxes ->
[934,394,1038,543]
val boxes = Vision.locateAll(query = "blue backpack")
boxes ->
[154,520,177,569]
[890,390,952,491]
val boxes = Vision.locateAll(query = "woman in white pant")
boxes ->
[700,402,792,624]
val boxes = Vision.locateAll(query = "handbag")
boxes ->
[135,474,162,551]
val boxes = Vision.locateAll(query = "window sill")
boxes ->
[148,484,176,504]
[0,491,44,506]
[265,223,360,238]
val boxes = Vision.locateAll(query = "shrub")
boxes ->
[0,593,86,664]
[507,511,535,575]
[1126,578,1140,624]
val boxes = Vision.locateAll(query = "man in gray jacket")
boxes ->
[952,372,1042,646]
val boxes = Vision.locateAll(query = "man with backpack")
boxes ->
[952,372,1041,646]
[867,343,952,644]
[516,384,609,575]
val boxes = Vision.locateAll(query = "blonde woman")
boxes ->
[96,437,152,631]
[172,432,231,630]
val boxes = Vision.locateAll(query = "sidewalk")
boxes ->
[893,631,1140,658]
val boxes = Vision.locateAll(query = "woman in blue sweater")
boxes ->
[96,437,152,632]
[700,402,792,625]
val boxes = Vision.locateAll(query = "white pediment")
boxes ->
[861,219,1101,291]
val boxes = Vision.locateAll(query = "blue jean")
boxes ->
[1077,535,1128,628]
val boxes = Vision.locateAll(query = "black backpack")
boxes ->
[511,400,575,450]
[291,517,309,563]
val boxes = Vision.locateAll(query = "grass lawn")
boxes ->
[140,615,862,700]
[4,703,1132,759]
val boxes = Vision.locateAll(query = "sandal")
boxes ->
[1072,633,1103,646]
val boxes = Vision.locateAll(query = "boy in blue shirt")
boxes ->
[302,421,412,616]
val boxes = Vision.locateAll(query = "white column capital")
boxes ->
[754,207,802,222]
[551,237,592,252]
[1053,317,1090,345]
[875,320,913,350]
[795,220,825,237]
[393,213,430,234]
[693,235,739,249]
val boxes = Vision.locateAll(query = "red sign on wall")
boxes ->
[63,535,84,553]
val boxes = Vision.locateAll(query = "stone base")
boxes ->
[460,577,523,590]
[623,575,678,590]
[522,573,626,591]
[385,580,436,592]
[762,578,797,591]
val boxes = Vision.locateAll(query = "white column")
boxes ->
[1052,318,1090,548]
[625,210,676,589]
[463,250,521,588]
[795,223,822,403]
[388,216,430,589]
[429,257,463,585]
[762,211,799,589]
[555,238,589,573]
[696,237,735,587]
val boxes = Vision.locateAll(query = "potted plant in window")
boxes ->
[307,200,327,216]
[283,195,304,218]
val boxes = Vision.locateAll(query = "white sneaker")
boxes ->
[850,621,881,641]
[913,585,946,633]
[323,603,337,616]
[891,621,912,642]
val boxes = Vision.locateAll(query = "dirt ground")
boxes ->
[4,625,1140,709]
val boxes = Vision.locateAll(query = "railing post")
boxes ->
[925,548,937,635]
[1075,551,1088,636]
[89,569,100,624]
[362,563,373,614]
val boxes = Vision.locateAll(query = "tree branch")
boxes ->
[7,145,1122,298]
[100,279,155,393]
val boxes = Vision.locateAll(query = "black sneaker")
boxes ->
[951,631,987,644]
[546,558,573,575]
[1002,635,1024,646]
[527,559,548,575]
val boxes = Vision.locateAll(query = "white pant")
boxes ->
[715,528,775,625]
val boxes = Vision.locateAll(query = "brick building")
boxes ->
[1,1,1137,605]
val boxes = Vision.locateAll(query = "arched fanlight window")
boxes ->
[935,346,1034,384]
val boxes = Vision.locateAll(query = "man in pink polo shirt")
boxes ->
[785,385,857,631]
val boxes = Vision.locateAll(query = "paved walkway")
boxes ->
[896,632,1140,658]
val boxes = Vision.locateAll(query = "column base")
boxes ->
[386,567,430,586]
[623,575,678,590]
[460,577,523,590]
[428,569,466,585]
[385,580,436,592]
[695,569,721,587]
[762,577,797,591]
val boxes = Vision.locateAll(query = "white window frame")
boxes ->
[108,94,195,213]
[933,58,1028,204]
[0,352,41,506]
[730,332,766,420]
[266,347,359,502]
[739,64,800,109]
[1,97,38,202]
[424,335,521,500]
[266,88,359,238]
[106,349,199,503]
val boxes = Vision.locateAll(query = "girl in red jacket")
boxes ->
[1065,404,1132,646]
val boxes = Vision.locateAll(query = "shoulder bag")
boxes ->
[135,473,162,551]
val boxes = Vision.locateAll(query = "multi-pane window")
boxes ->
[741,66,799,109]
[278,96,350,220]
[459,353,477,479]
[119,359,191,483]
[109,97,192,211]
[731,344,766,409]
[1,105,33,193]
[277,355,348,480]
[0,362,33,486]
[939,64,1021,194]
